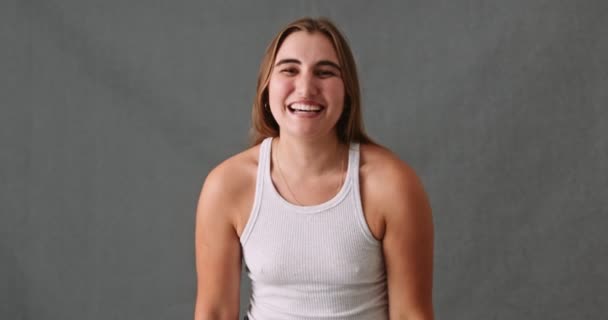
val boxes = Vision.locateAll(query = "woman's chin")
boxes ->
[279,127,339,141]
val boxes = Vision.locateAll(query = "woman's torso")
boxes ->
[231,137,391,319]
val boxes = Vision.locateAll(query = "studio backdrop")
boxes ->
[2,0,607,319]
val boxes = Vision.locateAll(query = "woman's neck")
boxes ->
[273,133,346,178]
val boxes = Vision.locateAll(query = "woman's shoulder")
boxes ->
[199,144,260,210]
[359,142,429,219]
[359,143,419,182]
[203,144,261,196]
[198,143,262,233]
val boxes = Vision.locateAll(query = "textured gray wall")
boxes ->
[2,0,607,319]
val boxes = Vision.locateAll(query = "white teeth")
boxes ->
[290,103,322,111]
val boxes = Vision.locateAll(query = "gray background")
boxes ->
[2,0,607,319]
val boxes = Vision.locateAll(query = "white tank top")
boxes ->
[240,137,388,319]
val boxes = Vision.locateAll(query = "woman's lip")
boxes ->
[288,107,324,118]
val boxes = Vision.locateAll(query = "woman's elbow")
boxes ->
[194,300,239,320]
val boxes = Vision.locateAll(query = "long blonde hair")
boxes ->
[249,17,374,146]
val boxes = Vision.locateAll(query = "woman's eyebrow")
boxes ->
[275,59,341,71]
[275,58,300,66]
[316,60,341,71]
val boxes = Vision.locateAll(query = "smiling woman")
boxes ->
[194,17,434,320]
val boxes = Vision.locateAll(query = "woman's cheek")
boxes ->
[269,78,293,105]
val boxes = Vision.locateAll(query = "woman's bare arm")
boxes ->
[373,155,435,319]
[194,165,243,320]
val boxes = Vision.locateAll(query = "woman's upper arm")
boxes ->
[380,161,434,319]
[194,165,242,320]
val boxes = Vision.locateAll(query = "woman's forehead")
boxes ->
[274,31,339,65]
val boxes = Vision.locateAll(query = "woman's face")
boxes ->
[267,31,345,140]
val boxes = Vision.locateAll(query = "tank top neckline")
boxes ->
[262,137,358,214]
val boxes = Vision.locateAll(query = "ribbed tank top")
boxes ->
[240,137,388,319]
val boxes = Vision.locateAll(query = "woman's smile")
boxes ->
[287,101,325,119]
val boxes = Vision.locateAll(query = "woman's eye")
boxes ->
[280,68,297,75]
[317,70,336,77]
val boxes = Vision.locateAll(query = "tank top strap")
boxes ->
[350,141,379,245]
[348,141,360,185]
[259,137,272,171]
[239,137,272,245]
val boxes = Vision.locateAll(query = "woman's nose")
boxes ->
[295,72,319,97]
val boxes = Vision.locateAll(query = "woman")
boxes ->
[194,17,434,320]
